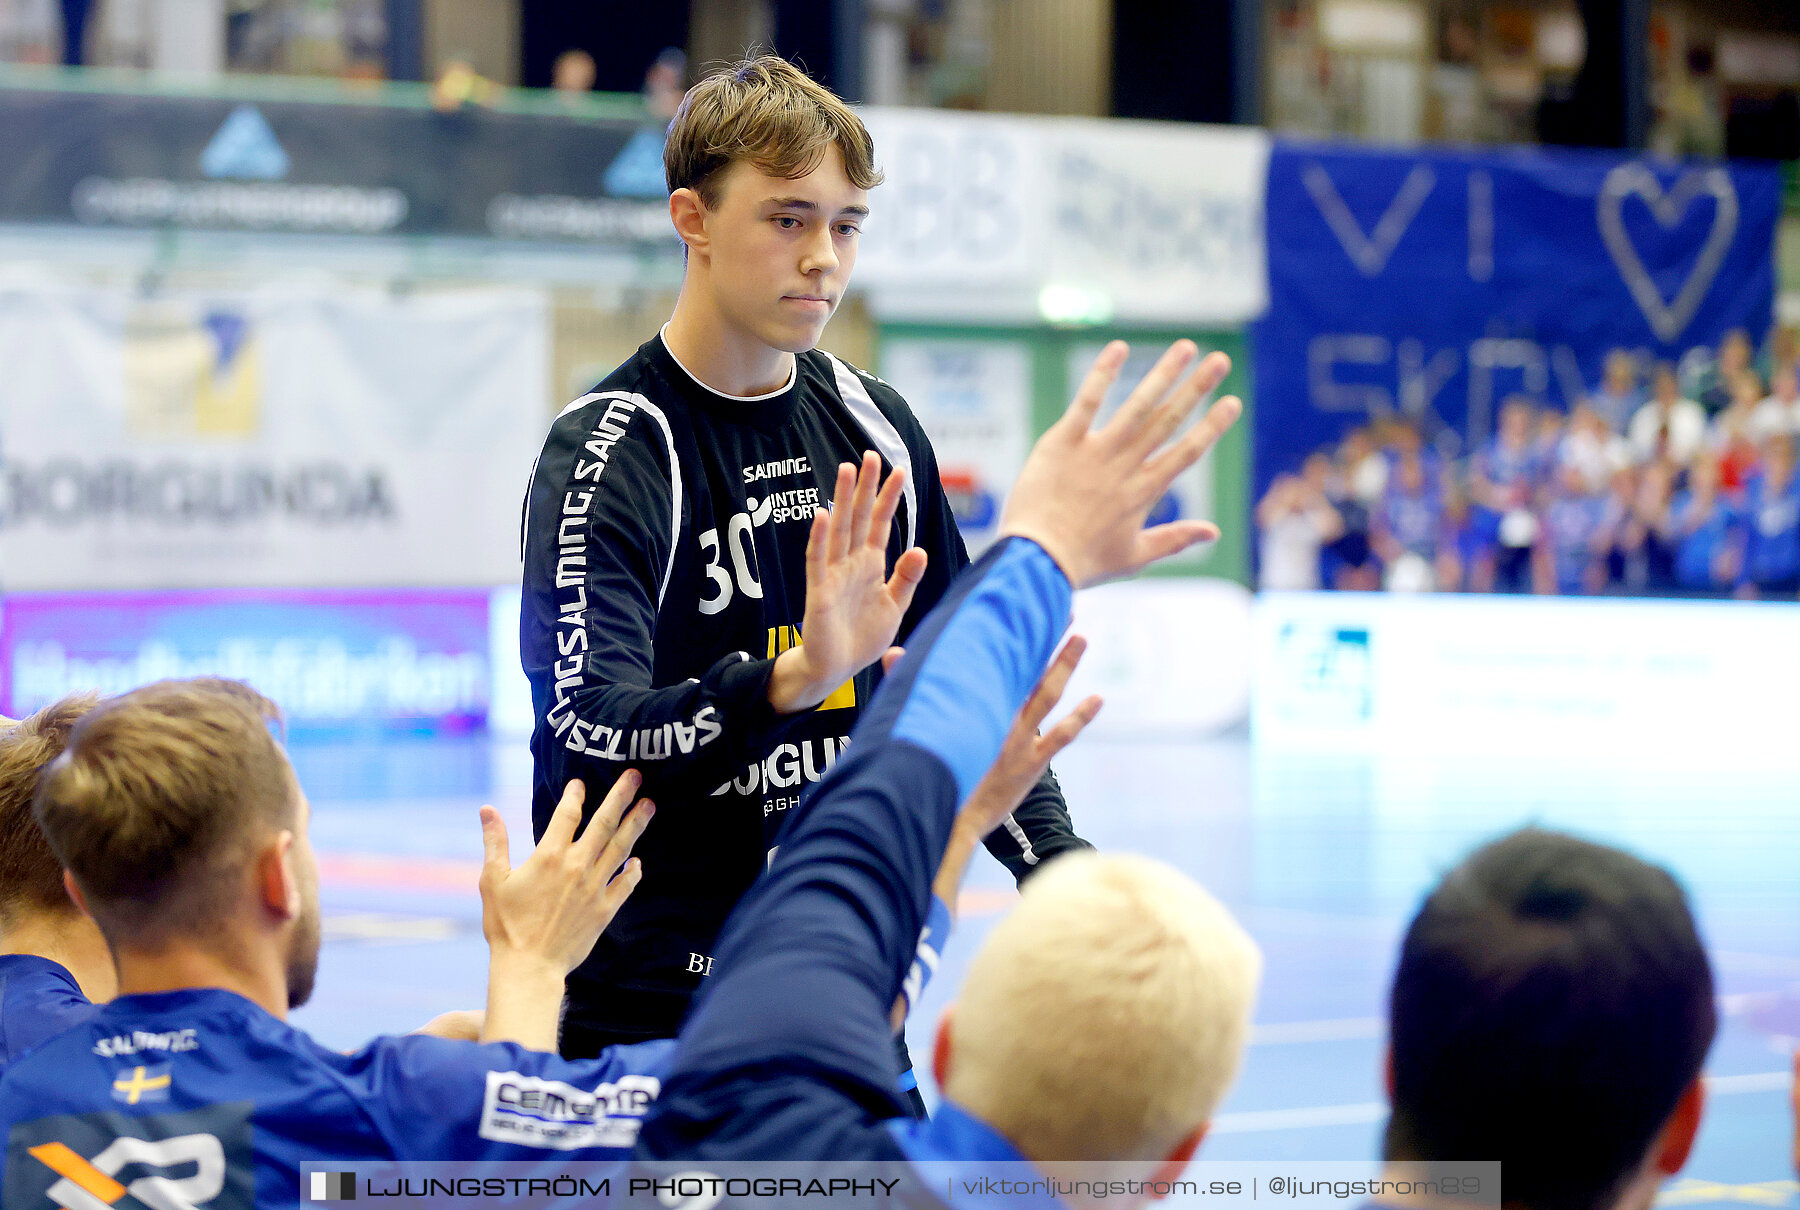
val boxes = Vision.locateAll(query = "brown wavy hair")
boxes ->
[664,54,882,206]
[34,678,291,947]
[0,694,100,929]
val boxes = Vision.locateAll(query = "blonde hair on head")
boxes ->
[945,853,1261,1162]
[664,54,882,206]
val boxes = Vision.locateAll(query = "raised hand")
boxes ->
[957,635,1100,843]
[999,340,1240,588]
[767,452,929,713]
[477,775,653,1048]
[930,636,1101,909]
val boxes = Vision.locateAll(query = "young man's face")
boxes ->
[699,145,869,356]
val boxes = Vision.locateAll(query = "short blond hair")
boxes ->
[664,54,882,206]
[34,678,292,949]
[945,853,1261,1162]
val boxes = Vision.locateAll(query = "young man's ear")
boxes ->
[1149,1128,1206,1191]
[669,188,710,257]
[1652,1077,1705,1176]
[62,869,91,918]
[932,1008,956,1091]
[256,831,301,923]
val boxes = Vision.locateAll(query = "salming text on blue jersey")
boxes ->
[0,955,94,1074]
[637,537,1074,1168]
[520,333,1090,1046]
[0,988,673,1209]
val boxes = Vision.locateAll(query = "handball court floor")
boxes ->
[290,730,1800,1207]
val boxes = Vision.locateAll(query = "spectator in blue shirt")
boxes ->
[1536,465,1609,595]
[1588,349,1645,434]
[1472,397,1550,593]
[1671,459,1741,597]
[639,339,1263,1185]
[1738,435,1800,599]
[1435,483,1493,593]
[1373,449,1440,589]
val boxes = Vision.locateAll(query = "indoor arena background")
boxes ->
[1,1,1797,1204]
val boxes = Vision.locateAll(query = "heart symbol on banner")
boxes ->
[1597,163,1739,344]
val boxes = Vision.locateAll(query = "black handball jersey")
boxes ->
[520,332,1089,1043]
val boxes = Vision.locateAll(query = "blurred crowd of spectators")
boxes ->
[1259,329,1800,599]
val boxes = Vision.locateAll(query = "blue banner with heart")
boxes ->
[1254,140,1782,494]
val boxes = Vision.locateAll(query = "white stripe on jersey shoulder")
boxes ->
[1000,812,1040,866]
[541,390,685,610]
[520,393,608,559]
[823,354,916,549]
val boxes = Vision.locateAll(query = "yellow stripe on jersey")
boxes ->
[767,625,856,711]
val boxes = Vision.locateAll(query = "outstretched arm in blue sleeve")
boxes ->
[638,537,1073,1159]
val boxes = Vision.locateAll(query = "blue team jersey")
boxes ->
[1672,493,1739,590]
[1743,473,1800,585]
[1543,494,1606,594]
[1476,440,1547,497]
[0,955,95,1073]
[0,988,673,1209]
[1378,487,1438,557]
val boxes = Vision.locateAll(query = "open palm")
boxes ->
[793,452,928,709]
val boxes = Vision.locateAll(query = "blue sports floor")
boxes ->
[289,730,1800,1205]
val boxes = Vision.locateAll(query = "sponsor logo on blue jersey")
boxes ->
[476,1070,661,1152]
[3,1103,254,1210]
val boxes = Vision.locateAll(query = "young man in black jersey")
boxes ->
[519,55,1091,1078]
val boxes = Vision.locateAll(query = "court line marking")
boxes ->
[1657,1178,1799,1206]
[1247,988,1800,1047]
[1713,951,1800,977]
[1211,1071,1792,1134]
[321,913,465,946]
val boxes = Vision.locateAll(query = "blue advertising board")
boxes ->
[2,589,495,732]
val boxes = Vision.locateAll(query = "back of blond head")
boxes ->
[945,853,1261,1162]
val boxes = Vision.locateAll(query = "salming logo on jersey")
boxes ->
[743,456,811,483]
[93,1031,198,1059]
[546,393,722,762]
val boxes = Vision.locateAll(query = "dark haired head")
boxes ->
[1385,828,1715,1210]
